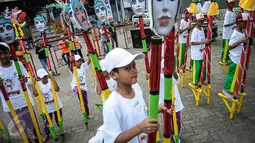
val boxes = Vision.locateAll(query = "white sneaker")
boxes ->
[222,90,234,99]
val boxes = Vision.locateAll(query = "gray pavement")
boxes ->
[1,28,255,143]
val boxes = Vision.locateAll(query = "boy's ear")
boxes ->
[109,71,118,80]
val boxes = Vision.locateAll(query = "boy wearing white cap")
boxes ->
[31,68,63,141]
[0,42,37,141]
[95,59,117,103]
[190,13,210,87]
[222,12,249,97]
[103,48,172,143]
[177,8,193,71]
[70,54,92,119]
[220,0,236,65]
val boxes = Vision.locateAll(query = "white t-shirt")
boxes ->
[71,62,90,91]
[191,27,206,60]
[0,61,34,112]
[223,10,236,40]
[159,73,184,112]
[100,78,117,103]
[100,29,107,41]
[179,19,190,43]
[229,29,245,64]
[38,79,63,113]
[103,83,148,143]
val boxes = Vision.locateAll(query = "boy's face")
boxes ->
[227,2,234,9]
[41,75,49,83]
[239,21,247,29]
[76,59,82,67]
[196,20,204,26]
[0,49,10,65]
[111,61,138,85]
[185,13,190,19]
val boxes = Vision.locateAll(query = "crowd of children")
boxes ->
[0,0,252,143]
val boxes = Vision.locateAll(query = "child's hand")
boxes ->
[32,77,37,86]
[138,118,159,134]
[242,37,249,43]
[158,103,174,115]
[19,75,27,84]
[204,39,211,44]
[200,47,206,52]
[145,73,150,80]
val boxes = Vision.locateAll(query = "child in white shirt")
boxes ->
[190,13,210,87]
[31,69,63,141]
[0,42,36,142]
[70,55,92,119]
[221,0,236,64]
[95,59,117,103]
[103,48,172,143]
[223,12,249,98]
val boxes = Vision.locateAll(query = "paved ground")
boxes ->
[1,27,255,143]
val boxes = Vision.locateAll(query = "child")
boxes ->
[99,25,108,54]
[221,0,236,65]
[190,13,210,87]
[0,42,37,142]
[16,45,30,68]
[103,48,172,143]
[178,8,193,71]
[159,59,184,142]
[70,55,92,119]
[222,12,249,98]
[95,59,117,103]
[31,68,63,142]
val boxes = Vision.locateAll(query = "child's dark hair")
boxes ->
[0,43,9,51]
[112,68,119,73]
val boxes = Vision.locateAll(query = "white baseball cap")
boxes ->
[0,42,10,50]
[37,69,48,78]
[195,12,206,21]
[104,48,144,72]
[226,0,235,4]
[75,54,82,61]
[99,59,107,72]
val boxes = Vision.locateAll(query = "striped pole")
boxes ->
[241,11,254,93]
[148,36,162,143]
[0,81,29,143]
[9,44,43,143]
[82,32,111,100]
[66,26,88,126]
[13,22,45,122]
[234,12,251,97]
[163,29,175,143]
[42,33,64,136]
[102,23,113,51]
[183,13,193,72]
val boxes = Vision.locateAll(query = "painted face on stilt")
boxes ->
[34,15,46,32]
[0,16,15,44]
[64,4,72,26]
[94,0,107,23]
[130,0,146,16]
[71,0,90,31]
[149,0,181,36]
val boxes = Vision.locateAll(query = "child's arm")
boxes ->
[191,39,210,45]
[95,79,102,95]
[229,37,249,50]
[224,21,236,27]
[49,75,60,92]
[31,78,38,97]
[114,119,159,143]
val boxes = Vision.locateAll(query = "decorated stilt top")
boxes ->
[94,0,113,51]
[129,0,150,84]
[34,14,65,136]
[69,0,111,101]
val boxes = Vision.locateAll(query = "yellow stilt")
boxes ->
[218,93,240,119]
[189,83,211,106]
[163,137,171,143]
[237,92,246,113]
[179,69,192,88]
[219,62,228,74]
